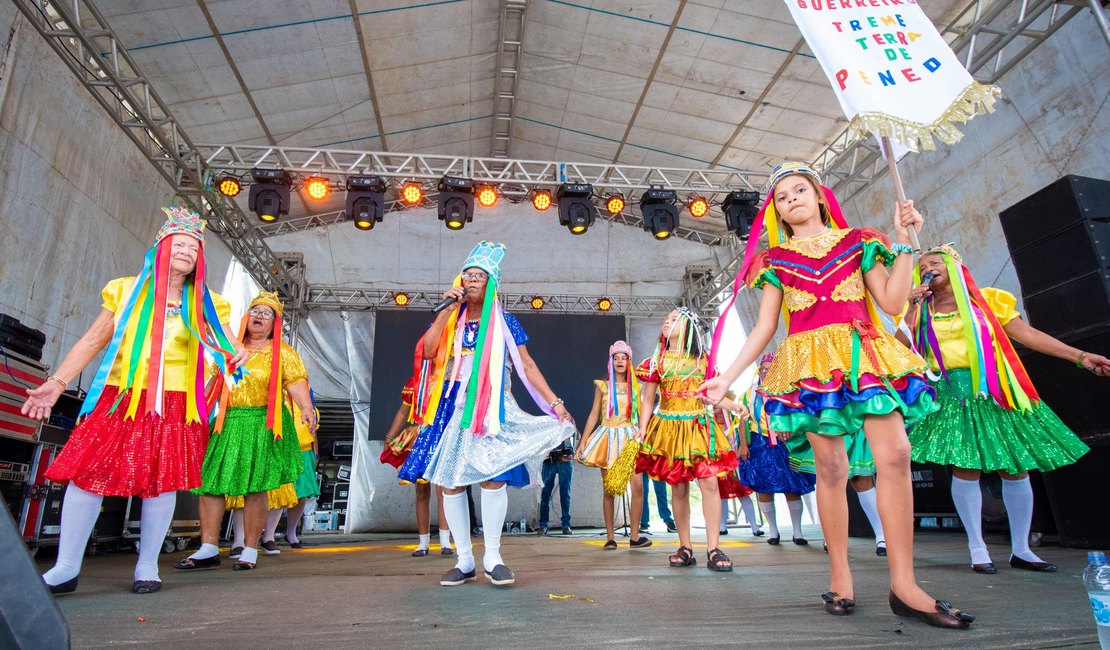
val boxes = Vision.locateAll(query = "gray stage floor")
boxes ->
[41,526,1101,649]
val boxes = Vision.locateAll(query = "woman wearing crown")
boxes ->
[398,241,575,588]
[176,291,317,572]
[701,162,974,629]
[22,206,248,595]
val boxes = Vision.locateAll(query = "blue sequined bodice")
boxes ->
[461,313,528,350]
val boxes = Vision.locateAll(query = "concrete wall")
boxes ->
[0,9,234,377]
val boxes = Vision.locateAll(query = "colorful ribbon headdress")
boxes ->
[414,241,559,436]
[605,340,639,421]
[79,206,240,424]
[912,244,1039,411]
[213,291,287,439]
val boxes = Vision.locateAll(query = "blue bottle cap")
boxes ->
[1089,551,1107,564]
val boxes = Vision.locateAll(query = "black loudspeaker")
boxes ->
[0,507,70,648]
[1040,442,1110,548]
[999,174,1110,339]
[1018,330,1110,440]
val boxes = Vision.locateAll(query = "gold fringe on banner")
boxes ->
[602,440,642,497]
[847,82,1003,153]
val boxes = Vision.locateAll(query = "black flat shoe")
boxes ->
[821,591,855,616]
[287,541,303,549]
[485,564,515,586]
[889,590,974,629]
[44,577,78,595]
[972,562,997,574]
[411,548,429,557]
[767,536,781,546]
[793,537,808,546]
[232,560,256,571]
[876,542,887,557]
[173,556,221,570]
[440,547,455,556]
[751,529,765,537]
[719,529,729,536]
[630,537,652,548]
[1009,555,1057,572]
[603,540,618,550]
[132,580,162,594]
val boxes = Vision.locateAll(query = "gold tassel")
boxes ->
[603,440,642,497]
[846,82,1002,152]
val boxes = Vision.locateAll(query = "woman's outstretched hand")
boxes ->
[697,376,729,407]
[22,381,64,421]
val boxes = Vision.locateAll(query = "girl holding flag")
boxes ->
[398,241,574,588]
[22,206,248,595]
[700,162,974,629]
[575,340,652,550]
[901,244,1107,574]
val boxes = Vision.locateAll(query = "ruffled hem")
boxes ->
[293,450,320,499]
[909,370,1088,473]
[379,447,409,469]
[846,82,1002,153]
[718,471,753,498]
[785,430,876,477]
[578,424,636,469]
[635,449,740,486]
[225,483,298,510]
[767,377,937,436]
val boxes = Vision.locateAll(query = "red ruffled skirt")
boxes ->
[45,386,210,498]
[717,471,753,499]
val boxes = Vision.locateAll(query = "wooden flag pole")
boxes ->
[880,136,922,252]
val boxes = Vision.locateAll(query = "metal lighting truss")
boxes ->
[689,0,1085,313]
[11,0,303,304]
[491,0,527,158]
[198,143,766,244]
[306,286,682,317]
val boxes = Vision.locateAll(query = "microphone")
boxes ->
[913,271,937,305]
[432,295,462,314]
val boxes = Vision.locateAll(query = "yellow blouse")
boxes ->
[926,287,1020,371]
[593,379,634,427]
[101,277,231,392]
[227,342,309,408]
[291,400,315,451]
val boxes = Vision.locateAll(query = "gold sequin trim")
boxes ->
[779,228,850,259]
[831,270,865,303]
[774,250,862,285]
[783,286,818,313]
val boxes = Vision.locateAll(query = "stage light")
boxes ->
[248,168,291,223]
[530,296,546,310]
[346,176,387,231]
[531,189,553,211]
[476,185,498,208]
[722,190,761,239]
[597,297,613,312]
[393,292,410,307]
[438,176,474,230]
[401,181,423,205]
[305,177,331,201]
[605,194,625,215]
[688,195,709,218]
[217,176,241,198]
[639,186,678,240]
[557,182,595,235]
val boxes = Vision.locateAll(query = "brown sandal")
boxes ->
[707,548,733,572]
[668,546,696,567]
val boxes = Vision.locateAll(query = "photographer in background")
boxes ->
[538,435,576,535]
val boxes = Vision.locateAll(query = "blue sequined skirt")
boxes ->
[737,432,816,495]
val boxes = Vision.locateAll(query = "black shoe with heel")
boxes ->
[821,591,855,616]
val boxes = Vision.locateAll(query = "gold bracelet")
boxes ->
[1076,352,1088,368]
[47,375,68,390]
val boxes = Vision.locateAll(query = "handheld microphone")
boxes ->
[912,271,937,305]
[432,295,462,314]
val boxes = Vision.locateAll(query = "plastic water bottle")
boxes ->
[1084,551,1110,648]
[520,515,527,535]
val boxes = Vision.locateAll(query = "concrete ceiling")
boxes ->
[93,0,971,233]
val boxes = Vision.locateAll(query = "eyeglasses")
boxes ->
[249,308,275,319]
[461,272,488,281]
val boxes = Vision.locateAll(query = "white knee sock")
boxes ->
[239,546,258,565]
[264,508,283,542]
[951,476,991,565]
[286,502,306,545]
[135,491,176,581]
[719,499,730,533]
[758,500,779,538]
[1002,477,1043,563]
[43,483,103,586]
[231,509,245,549]
[417,533,430,550]
[481,486,508,572]
[442,492,474,573]
[439,529,453,550]
[189,543,220,561]
[739,497,761,534]
[855,487,885,545]
[787,499,804,538]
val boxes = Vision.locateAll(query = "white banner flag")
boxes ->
[784,0,1000,152]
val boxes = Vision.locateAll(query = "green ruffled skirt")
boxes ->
[785,429,876,477]
[195,405,302,496]
[908,368,1089,474]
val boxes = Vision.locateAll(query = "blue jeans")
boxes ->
[640,474,674,527]
[539,459,573,528]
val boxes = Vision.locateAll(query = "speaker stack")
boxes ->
[999,174,1110,548]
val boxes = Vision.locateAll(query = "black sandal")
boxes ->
[411,548,429,557]
[821,591,855,616]
[232,560,256,571]
[668,546,696,567]
[707,548,733,572]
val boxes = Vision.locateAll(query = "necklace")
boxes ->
[166,302,181,318]
[461,320,480,348]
